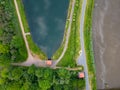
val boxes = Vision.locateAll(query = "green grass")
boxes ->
[67,0,73,19]
[16,0,30,33]
[57,0,82,67]
[26,35,47,60]
[84,0,97,89]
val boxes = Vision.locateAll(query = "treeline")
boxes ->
[0,0,27,65]
[0,65,85,90]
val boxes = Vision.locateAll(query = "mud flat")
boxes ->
[92,0,120,89]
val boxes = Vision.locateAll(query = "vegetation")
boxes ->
[26,35,47,60]
[0,0,27,65]
[16,0,30,33]
[57,0,82,67]
[0,65,85,90]
[84,0,97,89]
[67,0,73,19]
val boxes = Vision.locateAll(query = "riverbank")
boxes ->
[16,0,47,60]
[84,0,97,89]
[51,0,73,60]
[56,0,82,67]
[93,0,120,89]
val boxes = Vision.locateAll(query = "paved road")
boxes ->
[77,0,91,90]
[51,0,76,67]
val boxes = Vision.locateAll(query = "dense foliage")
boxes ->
[57,0,81,67]
[0,0,27,65]
[0,65,85,90]
[84,0,97,89]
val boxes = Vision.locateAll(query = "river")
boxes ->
[22,0,69,58]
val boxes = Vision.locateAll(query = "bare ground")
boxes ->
[93,0,120,89]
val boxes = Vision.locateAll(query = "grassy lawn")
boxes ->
[57,0,82,68]
[16,0,30,33]
[26,35,47,60]
[84,0,97,89]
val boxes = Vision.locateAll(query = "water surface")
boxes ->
[22,0,69,58]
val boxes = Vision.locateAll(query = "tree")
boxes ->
[28,65,36,75]
[0,44,8,54]
[38,79,51,90]
[53,85,62,90]
[6,82,21,90]
[0,78,6,85]
[43,68,53,79]
[8,67,23,80]
[57,68,71,79]
[0,68,9,78]
[21,81,31,90]
[10,36,22,48]
[35,68,43,78]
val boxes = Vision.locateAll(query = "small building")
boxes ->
[46,59,52,66]
[78,72,85,79]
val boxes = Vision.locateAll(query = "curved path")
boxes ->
[51,0,76,67]
[77,0,90,90]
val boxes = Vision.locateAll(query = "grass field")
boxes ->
[84,0,97,89]
[57,0,82,67]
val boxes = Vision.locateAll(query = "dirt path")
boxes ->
[51,0,76,67]
[14,0,48,67]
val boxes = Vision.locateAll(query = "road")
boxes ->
[77,0,91,90]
